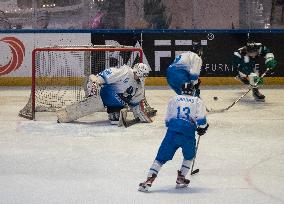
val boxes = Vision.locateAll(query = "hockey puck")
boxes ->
[213,96,218,101]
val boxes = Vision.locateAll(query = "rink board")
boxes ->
[1,76,284,86]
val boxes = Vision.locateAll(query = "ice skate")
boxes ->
[138,174,157,192]
[252,87,265,102]
[176,170,190,189]
[108,112,120,125]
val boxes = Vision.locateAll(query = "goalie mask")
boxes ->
[133,63,151,78]
[181,82,195,96]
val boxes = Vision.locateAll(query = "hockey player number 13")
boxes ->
[177,106,191,120]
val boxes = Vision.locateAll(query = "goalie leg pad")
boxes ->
[56,95,105,123]
[132,100,153,123]
[143,99,157,117]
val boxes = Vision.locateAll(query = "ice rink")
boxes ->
[0,86,284,204]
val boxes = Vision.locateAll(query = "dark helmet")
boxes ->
[181,82,195,95]
[246,42,261,53]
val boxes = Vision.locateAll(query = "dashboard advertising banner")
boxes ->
[92,32,284,77]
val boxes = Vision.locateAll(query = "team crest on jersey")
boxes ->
[123,77,130,83]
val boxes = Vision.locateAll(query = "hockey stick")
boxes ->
[207,68,270,113]
[191,133,201,175]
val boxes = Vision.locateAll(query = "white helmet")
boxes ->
[133,63,151,78]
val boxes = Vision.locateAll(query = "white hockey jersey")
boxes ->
[165,94,207,133]
[169,51,202,82]
[98,65,144,106]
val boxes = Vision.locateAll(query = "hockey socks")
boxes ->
[179,159,192,176]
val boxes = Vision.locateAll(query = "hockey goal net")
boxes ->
[19,45,143,120]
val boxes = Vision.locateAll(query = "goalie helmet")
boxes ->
[133,63,151,78]
[181,82,195,96]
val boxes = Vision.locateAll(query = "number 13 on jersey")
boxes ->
[177,106,191,120]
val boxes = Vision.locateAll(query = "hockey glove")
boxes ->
[197,124,209,136]
[253,76,264,85]
[87,75,104,97]
[89,74,105,84]
[265,59,278,70]
[87,81,101,97]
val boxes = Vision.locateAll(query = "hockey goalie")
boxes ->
[56,63,155,125]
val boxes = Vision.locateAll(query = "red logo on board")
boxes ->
[0,37,25,76]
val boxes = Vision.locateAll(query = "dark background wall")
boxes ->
[92,31,284,77]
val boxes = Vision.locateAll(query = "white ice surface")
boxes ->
[0,86,284,204]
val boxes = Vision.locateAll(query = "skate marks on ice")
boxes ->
[244,152,284,204]
[16,117,163,138]
[149,185,214,194]
[16,120,125,137]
